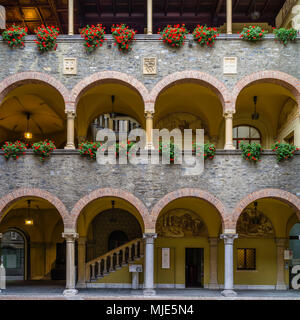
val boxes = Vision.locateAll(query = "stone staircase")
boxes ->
[85,238,144,282]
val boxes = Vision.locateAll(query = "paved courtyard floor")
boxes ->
[0,281,300,300]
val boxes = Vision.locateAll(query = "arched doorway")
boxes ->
[1,229,28,280]
[108,230,129,252]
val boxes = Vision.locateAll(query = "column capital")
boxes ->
[62,232,79,241]
[143,233,157,244]
[145,111,154,119]
[275,238,287,247]
[66,110,76,118]
[223,111,234,119]
[220,233,238,245]
[208,237,219,246]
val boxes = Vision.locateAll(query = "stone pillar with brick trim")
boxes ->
[145,111,154,149]
[147,0,153,34]
[275,238,288,290]
[220,233,238,297]
[143,233,157,295]
[63,232,78,296]
[77,237,87,288]
[68,0,74,35]
[224,112,235,150]
[208,237,219,289]
[226,0,232,34]
[65,111,76,150]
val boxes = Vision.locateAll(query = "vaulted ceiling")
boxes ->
[1,0,286,34]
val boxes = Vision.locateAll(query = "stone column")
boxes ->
[224,112,235,150]
[145,111,154,149]
[275,238,287,290]
[143,233,157,295]
[294,115,300,146]
[0,6,5,30]
[147,0,153,34]
[62,232,78,296]
[220,233,238,297]
[208,237,219,289]
[77,237,87,288]
[226,0,233,34]
[65,111,76,149]
[68,0,74,35]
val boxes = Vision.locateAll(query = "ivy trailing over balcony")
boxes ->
[1,141,27,160]
[159,24,189,48]
[79,141,102,160]
[272,141,299,162]
[239,26,268,41]
[80,24,106,53]
[273,28,298,45]
[239,141,262,163]
[111,24,137,52]
[34,25,60,52]
[32,140,56,161]
[2,25,27,48]
[192,25,219,47]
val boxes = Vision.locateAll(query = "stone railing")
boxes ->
[85,238,144,282]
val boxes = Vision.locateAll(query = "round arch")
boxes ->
[70,188,151,231]
[231,189,300,231]
[0,72,70,107]
[148,71,232,113]
[232,71,300,113]
[70,71,150,111]
[0,188,71,229]
[150,188,229,231]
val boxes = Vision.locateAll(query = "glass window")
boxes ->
[233,126,261,149]
[237,248,256,270]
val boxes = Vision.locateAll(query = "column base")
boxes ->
[76,282,87,289]
[208,283,220,290]
[275,284,287,290]
[64,144,76,150]
[143,289,156,296]
[224,143,235,150]
[144,143,155,150]
[221,289,237,297]
[63,289,78,296]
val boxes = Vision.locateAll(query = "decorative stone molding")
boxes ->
[143,233,157,244]
[62,232,79,241]
[63,57,77,75]
[220,233,238,244]
[143,57,157,75]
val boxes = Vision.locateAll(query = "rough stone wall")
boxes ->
[0,35,299,91]
[0,151,299,219]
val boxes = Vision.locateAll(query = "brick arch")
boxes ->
[70,71,150,111]
[231,189,300,231]
[0,72,70,107]
[70,188,151,230]
[0,188,71,229]
[150,188,229,231]
[232,71,300,113]
[148,71,232,113]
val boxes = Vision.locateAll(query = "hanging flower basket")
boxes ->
[2,25,27,48]
[271,141,299,162]
[159,141,181,163]
[239,26,268,41]
[273,27,298,45]
[239,141,262,163]
[192,25,219,47]
[111,24,137,52]
[114,141,136,158]
[79,141,102,160]
[1,141,27,160]
[32,140,56,161]
[34,25,60,52]
[193,143,216,160]
[80,24,106,53]
[159,24,189,48]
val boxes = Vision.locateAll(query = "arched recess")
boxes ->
[150,188,229,232]
[231,71,300,113]
[0,72,70,106]
[231,189,300,231]
[70,188,151,232]
[149,71,232,112]
[0,188,71,229]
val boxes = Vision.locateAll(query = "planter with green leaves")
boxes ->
[1,141,27,160]
[32,140,56,161]
[239,141,262,163]
[2,25,27,48]
[111,24,137,52]
[114,141,136,157]
[80,24,106,53]
[79,141,102,160]
[273,27,298,45]
[192,25,219,47]
[34,25,60,52]
[192,142,216,160]
[159,141,181,163]
[159,24,189,48]
[272,141,299,162]
[239,26,268,41]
